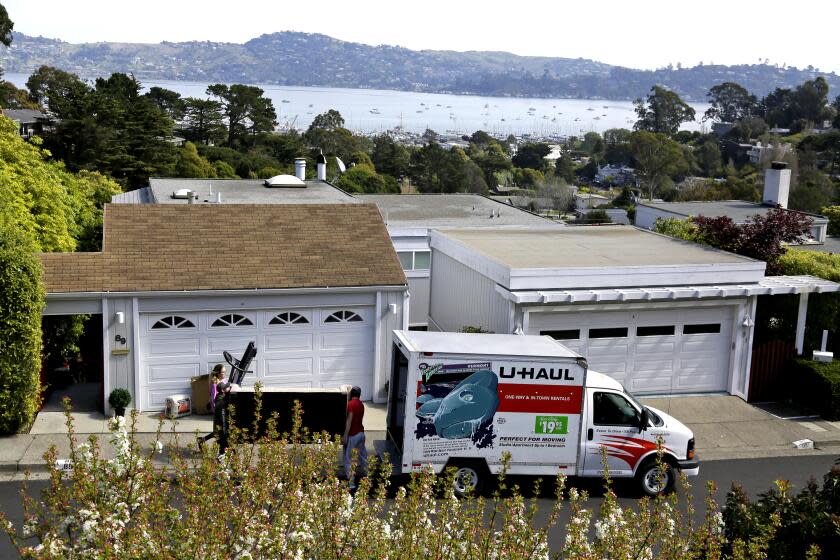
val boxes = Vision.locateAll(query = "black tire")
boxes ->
[447,460,489,498]
[635,458,675,497]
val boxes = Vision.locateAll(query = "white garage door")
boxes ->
[530,306,734,394]
[138,307,374,410]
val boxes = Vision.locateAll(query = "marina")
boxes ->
[5,73,710,136]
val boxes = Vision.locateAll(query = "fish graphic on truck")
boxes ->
[411,355,584,465]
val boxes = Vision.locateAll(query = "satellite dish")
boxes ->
[335,157,347,173]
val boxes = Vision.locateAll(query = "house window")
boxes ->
[683,323,721,335]
[151,316,195,329]
[324,310,363,324]
[413,251,431,270]
[636,325,675,337]
[211,313,254,327]
[589,327,628,339]
[541,329,580,340]
[398,252,414,270]
[268,312,309,326]
[397,250,431,271]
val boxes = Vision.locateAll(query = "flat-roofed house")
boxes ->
[427,225,838,399]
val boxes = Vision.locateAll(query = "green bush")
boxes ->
[0,223,45,434]
[780,250,840,354]
[821,206,840,236]
[108,388,132,409]
[790,358,840,419]
[581,209,612,224]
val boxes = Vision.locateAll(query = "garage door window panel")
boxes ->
[683,323,721,335]
[589,327,628,339]
[324,310,364,324]
[151,315,195,330]
[211,313,254,327]
[541,329,580,340]
[268,312,310,326]
[636,325,675,337]
[593,392,639,426]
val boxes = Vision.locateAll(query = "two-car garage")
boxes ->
[138,307,375,410]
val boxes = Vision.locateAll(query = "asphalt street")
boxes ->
[1,454,837,558]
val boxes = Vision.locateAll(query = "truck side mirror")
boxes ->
[638,408,650,432]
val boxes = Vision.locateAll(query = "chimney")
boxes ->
[316,151,327,181]
[764,161,790,208]
[294,157,306,181]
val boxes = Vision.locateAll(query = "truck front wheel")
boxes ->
[635,459,674,497]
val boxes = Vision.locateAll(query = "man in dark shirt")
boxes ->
[342,386,367,487]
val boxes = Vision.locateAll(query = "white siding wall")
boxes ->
[407,276,430,326]
[105,298,135,413]
[429,250,512,334]
[634,206,681,229]
[373,290,408,402]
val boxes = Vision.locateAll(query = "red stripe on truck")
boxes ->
[496,384,583,414]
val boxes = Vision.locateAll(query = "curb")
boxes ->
[0,462,19,473]
[700,444,840,462]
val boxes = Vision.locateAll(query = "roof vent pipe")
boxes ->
[316,151,327,181]
[294,158,306,181]
[215,192,222,204]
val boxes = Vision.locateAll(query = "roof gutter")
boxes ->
[45,284,408,301]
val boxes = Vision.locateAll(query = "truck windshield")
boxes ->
[623,387,664,427]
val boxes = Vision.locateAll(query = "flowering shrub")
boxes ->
[2,391,779,559]
[724,470,840,560]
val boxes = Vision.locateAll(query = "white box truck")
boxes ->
[383,330,699,496]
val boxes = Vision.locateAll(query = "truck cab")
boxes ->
[582,371,698,496]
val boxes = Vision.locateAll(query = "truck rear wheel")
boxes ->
[635,459,674,497]
[448,460,488,498]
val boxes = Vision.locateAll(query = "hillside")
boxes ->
[2,31,839,101]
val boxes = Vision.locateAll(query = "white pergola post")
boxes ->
[795,292,809,355]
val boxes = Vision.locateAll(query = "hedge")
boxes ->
[790,358,840,420]
[0,223,45,434]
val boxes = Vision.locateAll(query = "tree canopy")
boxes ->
[704,82,757,123]
[207,83,277,148]
[634,86,696,135]
[629,131,688,199]
[0,115,121,252]
[0,3,12,49]
[511,142,551,171]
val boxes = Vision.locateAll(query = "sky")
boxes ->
[5,0,839,74]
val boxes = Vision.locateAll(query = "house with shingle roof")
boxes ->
[113,171,559,329]
[41,204,407,411]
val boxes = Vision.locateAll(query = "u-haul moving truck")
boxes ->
[385,330,699,496]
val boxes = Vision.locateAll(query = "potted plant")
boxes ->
[108,388,132,417]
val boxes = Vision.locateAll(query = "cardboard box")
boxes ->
[191,374,212,415]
